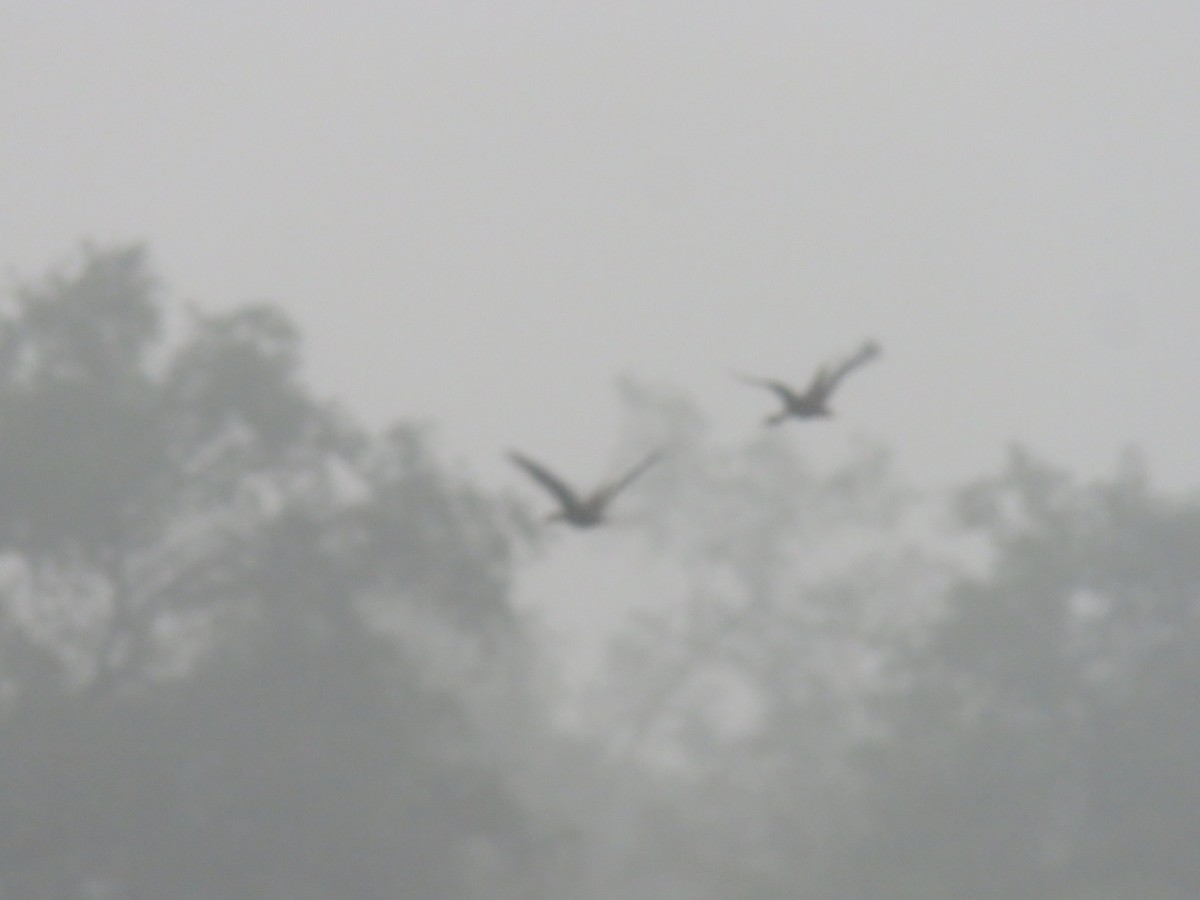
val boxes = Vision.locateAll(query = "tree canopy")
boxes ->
[0,245,535,898]
[2,244,1198,898]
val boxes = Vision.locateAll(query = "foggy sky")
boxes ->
[4,1,1198,495]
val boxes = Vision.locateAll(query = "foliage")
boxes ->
[576,378,946,897]
[849,448,1200,898]
[0,245,538,898]
[4,245,1199,899]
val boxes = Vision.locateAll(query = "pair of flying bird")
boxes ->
[508,340,881,528]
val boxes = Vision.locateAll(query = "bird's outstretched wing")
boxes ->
[599,450,663,503]
[731,371,799,402]
[812,340,881,399]
[507,451,581,509]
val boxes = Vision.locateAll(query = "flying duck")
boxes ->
[507,449,662,527]
[735,340,881,424]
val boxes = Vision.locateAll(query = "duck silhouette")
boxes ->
[735,340,881,424]
[507,450,662,527]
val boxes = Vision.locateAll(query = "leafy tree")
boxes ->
[0,245,539,898]
[850,448,1200,898]
[563,379,942,898]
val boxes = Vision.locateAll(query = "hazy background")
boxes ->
[4,1,1198,492]
[3,4,1200,897]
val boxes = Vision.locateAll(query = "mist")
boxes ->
[3,3,1200,897]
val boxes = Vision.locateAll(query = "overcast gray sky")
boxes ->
[4,1,1199,498]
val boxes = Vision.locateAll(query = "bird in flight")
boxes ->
[507,449,662,528]
[735,340,881,425]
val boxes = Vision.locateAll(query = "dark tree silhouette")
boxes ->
[846,449,1200,899]
[0,245,540,899]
